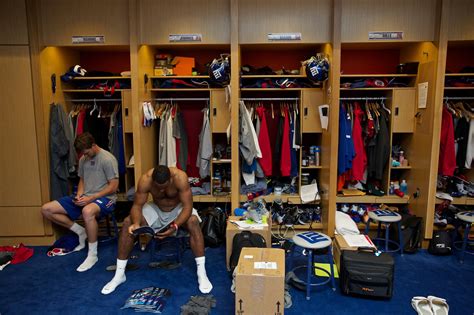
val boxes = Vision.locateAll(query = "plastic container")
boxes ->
[301,173,310,186]
[400,180,408,194]
[389,182,395,195]
[399,151,405,164]
[314,146,321,166]
[274,186,282,203]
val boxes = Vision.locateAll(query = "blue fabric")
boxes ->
[338,105,355,175]
[57,195,115,220]
[48,233,79,252]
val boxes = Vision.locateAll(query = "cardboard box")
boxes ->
[235,248,285,315]
[333,234,375,273]
[172,56,195,76]
[226,216,271,270]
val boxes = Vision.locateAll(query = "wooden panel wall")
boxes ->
[39,0,130,46]
[239,0,331,44]
[448,0,474,40]
[139,0,231,44]
[341,0,437,42]
[0,207,45,236]
[0,0,29,44]
[0,46,42,206]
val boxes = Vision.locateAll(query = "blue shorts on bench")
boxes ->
[57,196,115,220]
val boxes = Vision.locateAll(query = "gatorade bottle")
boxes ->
[400,180,408,194]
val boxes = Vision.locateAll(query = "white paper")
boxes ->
[418,82,428,109]
[342,234,375,248]
[300,183,320,203]
[230,220,268,229]
[318,104,329,130]
[254,262,277,269]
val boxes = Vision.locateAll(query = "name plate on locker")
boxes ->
[169,34,202,42]
[368,32,403,40]
[268,33,302,41]
[72,35,105,44]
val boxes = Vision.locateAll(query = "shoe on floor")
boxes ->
[411,296,434,315]
[427,295,449,315]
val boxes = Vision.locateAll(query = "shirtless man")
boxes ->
[101,165,212,295]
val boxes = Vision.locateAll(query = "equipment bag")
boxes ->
[428,230,452,255]
[389,214,423,254]
[340,247,395,299]
[200,207,227,248]
[229,230,266,273]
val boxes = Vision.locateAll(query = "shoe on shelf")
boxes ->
[367,183,384,196]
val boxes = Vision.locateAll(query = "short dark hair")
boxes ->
[152,165,170,184]
[74,132,95,152]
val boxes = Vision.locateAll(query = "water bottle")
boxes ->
[400,179,408,194]
[389,182,395,195]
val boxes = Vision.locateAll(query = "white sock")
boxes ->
[70,223,87,251]
[195,256,213,293]
[101,259,128,295]
[76,242,98,272]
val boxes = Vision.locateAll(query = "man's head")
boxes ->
[74,132,97,158]
[152,165,171,188]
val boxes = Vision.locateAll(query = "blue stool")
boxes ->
[149,230,189,267]
[365,210,403,255]
[98,210,119,243]
[289,231,336,300]
[454,211,474,263]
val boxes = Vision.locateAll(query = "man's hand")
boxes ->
[155,226,177,240]
[73,195,94,207]
[128,223,141,235]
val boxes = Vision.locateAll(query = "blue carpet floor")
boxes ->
[0,241,473,315]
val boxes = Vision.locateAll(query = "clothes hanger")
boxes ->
[271,103,275,119]
[381,99,391,114]
[90,99,98,116]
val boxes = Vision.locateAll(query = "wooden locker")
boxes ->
[0,46,42,206]
[0,207,45,236]
[392,89,416,133]
[448,0,474,40]
[301,90,324,133]
[0,0,28,45]
[210,89,230,133]
[122,90,133,133]
[39,0,129,46]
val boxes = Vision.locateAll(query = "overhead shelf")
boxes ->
[336,194,410,204]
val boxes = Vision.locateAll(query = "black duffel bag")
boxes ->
[200,207,227,248]
[340,247,394,299]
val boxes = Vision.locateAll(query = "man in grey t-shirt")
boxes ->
[42,132,119,272]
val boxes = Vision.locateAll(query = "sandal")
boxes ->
[411,296,434,315]
[427,296,449,315]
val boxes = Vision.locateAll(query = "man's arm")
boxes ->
[172,172,193,228]
[128,174,151,234]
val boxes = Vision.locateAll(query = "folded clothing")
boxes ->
[180,295,216,315]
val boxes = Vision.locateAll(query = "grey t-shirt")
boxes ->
[78,148,119,201]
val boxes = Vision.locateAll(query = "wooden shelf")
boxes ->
[435,196,474,205]
[390,166,412,170]
[445,73,474,77]
[340,74,417,78]
[239,194,319,204]
[444,87,474,90]
[193,195,231,203]
[73,76,130,80]
[62,89,128,93]
[336,194,410,204]
[241,74,305,78]
[241,87,321,91]
[150,75,210,79]
[126,165,134,169]
[150,88,221,91]
[212,159,232,164]
[340,87,413,91]
[271,222,323,231]
[301,166,322,169]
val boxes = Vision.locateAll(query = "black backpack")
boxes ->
[428,230,452,255]
[229,231,266,273]
[200,207,227,248]
[389,214,423,254]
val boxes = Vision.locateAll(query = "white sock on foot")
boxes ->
[77,242,98,272]
[70,223,86,251]
[101,259,128,294]
[195,256,213,293]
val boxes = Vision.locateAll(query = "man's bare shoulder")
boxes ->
[137,169,154,192]
[170,167,189,188]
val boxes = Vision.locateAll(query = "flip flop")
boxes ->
[106,263,140,272]
[411,296,434,315]
[148,260,181,270]
[427,296,449,315]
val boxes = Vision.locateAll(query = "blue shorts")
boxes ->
[57,196,115,220]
